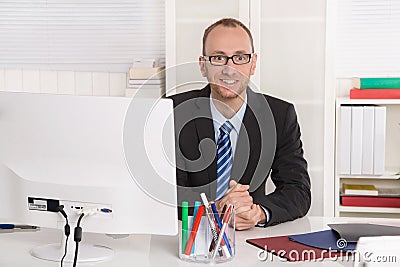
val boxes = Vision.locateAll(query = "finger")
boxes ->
[233,182,249,192]
[232,195,253,211]
[235,216,254,230]
[226,181,249,194]
[236,204,257,220]
[218,191,251,209]
[235,205,251,214]
[224,180,239,195]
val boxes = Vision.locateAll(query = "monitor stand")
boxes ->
[30,230,114,263]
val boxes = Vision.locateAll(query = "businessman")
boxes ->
[171,18,311,229]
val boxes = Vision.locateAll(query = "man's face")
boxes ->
[200,25,257,100]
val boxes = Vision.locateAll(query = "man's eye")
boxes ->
[214,56,225,61]
[236,55,248,61]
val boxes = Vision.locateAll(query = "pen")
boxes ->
[0,224,39,230]
[212,204,233,260]
[210,202,232,256]
[181,201,189,254]
[191,201,201,254]
[200,193,223,257]
[184,205,204,256]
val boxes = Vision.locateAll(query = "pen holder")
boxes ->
[179,210,235,263]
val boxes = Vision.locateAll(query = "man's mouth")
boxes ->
[220,79,239,86]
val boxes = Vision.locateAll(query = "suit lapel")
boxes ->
[192,85,217,198]
[230,88,276,192]
[230,88,258,185]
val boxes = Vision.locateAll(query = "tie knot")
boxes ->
[220,121,234,135]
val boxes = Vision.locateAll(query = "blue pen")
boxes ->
[210,202,232,256]
[0,224,38,230]
[191,201,201,254]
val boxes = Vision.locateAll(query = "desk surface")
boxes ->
[1,216,399,267]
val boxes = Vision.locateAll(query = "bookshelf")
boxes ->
[334,97,400,218]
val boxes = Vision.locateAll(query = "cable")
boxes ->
[56,205,70,267]
[61,235,69,267]
[73,213,85,267]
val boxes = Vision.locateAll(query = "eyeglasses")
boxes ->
[202,54,253,66]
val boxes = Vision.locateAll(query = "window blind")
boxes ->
[0,0,165,72]
[336,0,400,77]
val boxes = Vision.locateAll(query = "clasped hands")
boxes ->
[216,181,266,230]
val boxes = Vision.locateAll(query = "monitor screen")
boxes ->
[0,92,177,236]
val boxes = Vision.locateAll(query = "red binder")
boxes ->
[350,88,400,99]
[341,196,400,208]
[246,235,346,262]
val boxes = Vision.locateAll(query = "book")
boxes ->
[361,106,374,175]
[128,79,164,85]
[350,88,400,99]
[373,106,386,175]
[131,58,160,68]
[378,188,400,197]
[353,78,400,89]
[128,67,165,80]
[342,183,378,196]
[350,106,363,175]
[125,88,164,98]
[127,84,165,90]
[341,195,400,208]
[339,106,351,174]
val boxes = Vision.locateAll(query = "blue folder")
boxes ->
[288,229,357,251]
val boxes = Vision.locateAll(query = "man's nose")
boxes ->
[221,60,237,75]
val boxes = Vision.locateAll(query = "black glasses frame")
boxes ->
[202,53,253,66]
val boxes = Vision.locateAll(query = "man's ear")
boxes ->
[199,56,207,77]
[250,53,257,76]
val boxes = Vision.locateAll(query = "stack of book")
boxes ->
[341,183,400,208]
[339,105,386,175]
[126,59,166,98]
[350,77,400,99]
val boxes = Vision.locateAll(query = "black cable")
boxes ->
[73,213,85,267]
[56,205,70,267]
[61,235,69,267]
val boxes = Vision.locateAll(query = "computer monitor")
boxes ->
[0,92,177,263]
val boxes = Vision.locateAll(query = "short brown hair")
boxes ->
[202,18,254,55]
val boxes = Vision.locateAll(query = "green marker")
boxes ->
[181,201,189,254]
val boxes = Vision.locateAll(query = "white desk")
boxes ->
[1,216,399,267]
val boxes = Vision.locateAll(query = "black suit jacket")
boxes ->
[171,85,311,226]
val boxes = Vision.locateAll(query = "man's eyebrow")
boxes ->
[208,50,250,55]
[209,50,227,55]
[234,50,249,54]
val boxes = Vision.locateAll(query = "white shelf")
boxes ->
[337,97,400,105]
[339,206,400,214]
[334,95,400,218]
[339,172,400,180]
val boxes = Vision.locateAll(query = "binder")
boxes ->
[362,106,374,175]
[246,235,346,262]
[339,106,352,174]
[350,106,363,175]
[373,106,386,175]
[341,195,400,208]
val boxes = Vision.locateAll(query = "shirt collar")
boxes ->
[209,93,247,135]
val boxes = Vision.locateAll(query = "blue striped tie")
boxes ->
[216,121,234,200]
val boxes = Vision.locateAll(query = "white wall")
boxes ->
[258,0,327,216]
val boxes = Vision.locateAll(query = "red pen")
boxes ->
[212,204,233,259]
[184,205,204,256]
